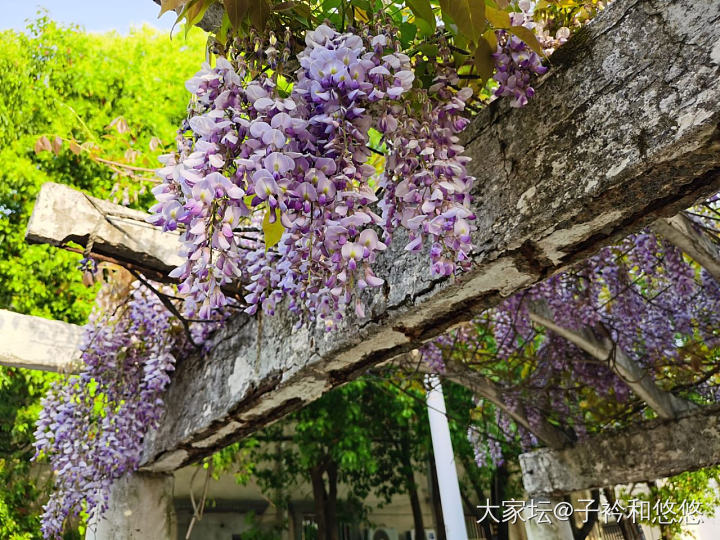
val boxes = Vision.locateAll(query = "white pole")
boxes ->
[426,374,469,540]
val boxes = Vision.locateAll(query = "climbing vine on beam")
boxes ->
[32,0,612,536]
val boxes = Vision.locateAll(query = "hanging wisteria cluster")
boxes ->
[33,279,208,538]
[149,23,481,325]
[32,14,555,536]
[423,226,720,465]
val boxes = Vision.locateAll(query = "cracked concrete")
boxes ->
[105,0,720,470]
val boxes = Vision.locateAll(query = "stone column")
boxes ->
[86,472,176,540]
[523,496,574,540]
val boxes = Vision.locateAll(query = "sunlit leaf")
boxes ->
[509,25,545,56]
[159,0,188,16]
[407,0,436,32]
[483,28,497,52]
[262,207,285,250]
[438,0,486,43]
[485,5,510,28]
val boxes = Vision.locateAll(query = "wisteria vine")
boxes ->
[33,276,212,538]
[149,23,493,325]
[34,10,554,537]
[424,225,720,465]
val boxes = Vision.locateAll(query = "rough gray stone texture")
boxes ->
[653,212,720,282]
[0,309,82,372]
[87,472,177,540]
[138,0,720,471]
[26,182,184,280]
[519,405,720,496]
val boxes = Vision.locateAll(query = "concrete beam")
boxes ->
[652,212,720,283]
[26,182,184,281]
[519,405,720,497]
[0,309,82,373]
[29,0,720,470]
[528,304,697,420]
[137,0,720,470]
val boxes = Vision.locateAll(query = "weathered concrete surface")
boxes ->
[0,309,82,372]
[26,182,184,280]
[652,212,720,282]
[519,404,720,496]
[87,472,176,540]
[528,303,697,420]
[523,497,574,540]
[137,0,720,470]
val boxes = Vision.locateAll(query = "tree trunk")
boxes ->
[326,461,339,540]
[567,489,600,540]
[401,434,426,540]
[603,487,643,540]
[492,466,509,540]
[310,465,328,540]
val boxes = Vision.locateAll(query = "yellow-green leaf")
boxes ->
[262,207,285,250]
[483,28,497,52]
[439,0,486,43]
[485,5,510,28]
[407,0,436,32]
[222,0,249,30]
[473,38,494,82]
[509,25,545,56]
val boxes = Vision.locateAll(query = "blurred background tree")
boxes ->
[0,15,205,537]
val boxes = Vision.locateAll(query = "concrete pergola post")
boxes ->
[86,473,176,540]
[523,496,574,540]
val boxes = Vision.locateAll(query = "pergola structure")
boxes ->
[6,0,720,537]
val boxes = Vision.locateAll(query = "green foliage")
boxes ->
[0,15,206,536]
[618,469,720,539]
[214,375,489,531]
[163,0,535,89]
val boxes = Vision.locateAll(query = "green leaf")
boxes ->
[293,3,313,20]
[473,37,494,82]
[482,28,497,52]
[248,0,271,31]
[509,25,545,56]
[262,207,284,250]
[406,0,436,32]
[400,21,418,47]
[178,0,212,37]
[222,0,249,30]
[485,5,510,28]
[438,0,486,43]
[415,17,434,38]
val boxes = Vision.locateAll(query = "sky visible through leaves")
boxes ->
[0,0,177,33]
